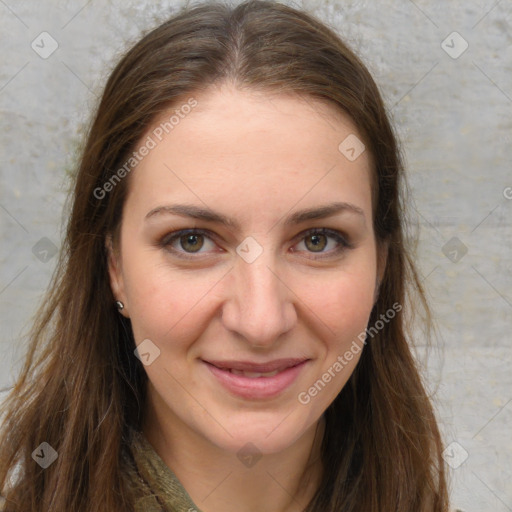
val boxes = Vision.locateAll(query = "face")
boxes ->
[108,83,385,455]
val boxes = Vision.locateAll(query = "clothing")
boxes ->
[126,430,466,512]
[0,430,466,512]
[126,428,203,512]
[0,429,202,512]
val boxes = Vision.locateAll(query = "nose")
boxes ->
[221,250,297,348]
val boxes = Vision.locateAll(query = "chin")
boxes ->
[201,407,318,456]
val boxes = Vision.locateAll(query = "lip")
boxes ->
[204,358,308,373]
[202,358,309,400]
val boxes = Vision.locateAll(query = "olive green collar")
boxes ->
[129,428,203,512]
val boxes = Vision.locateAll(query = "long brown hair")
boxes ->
[0,1,449,510]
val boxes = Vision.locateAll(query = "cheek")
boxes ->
[296,273,375,412]
[299,265,376,341]
[122,255,221,347]
[332,275,375,334]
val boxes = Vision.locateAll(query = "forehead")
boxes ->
[124,84,373,223]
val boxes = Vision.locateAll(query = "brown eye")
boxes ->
[160,229,217,258]
[293,228,352,259]
[160,227,351,261]
[179,233,205,253]
[304,233,328,252]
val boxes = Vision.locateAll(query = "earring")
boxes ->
[115,300,124,311]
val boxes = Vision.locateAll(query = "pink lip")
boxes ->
[204,358,308,373]
[202,359,309,400]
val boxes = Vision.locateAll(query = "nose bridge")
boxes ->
[223,246,295,345]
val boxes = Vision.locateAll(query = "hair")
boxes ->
[0,1,449,511]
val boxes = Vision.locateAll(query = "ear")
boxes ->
[106,234,129,317]
[374,238,389,304]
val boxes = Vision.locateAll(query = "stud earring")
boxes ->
[115,300,124,311]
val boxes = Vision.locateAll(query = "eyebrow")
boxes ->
[145,201,365,231]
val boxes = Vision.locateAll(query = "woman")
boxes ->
[0,1,451,510]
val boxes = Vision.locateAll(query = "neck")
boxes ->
[142,399,325,512]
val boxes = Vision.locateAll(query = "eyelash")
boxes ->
[159,228,353,261]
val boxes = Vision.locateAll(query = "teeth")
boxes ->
[230,369,281,378]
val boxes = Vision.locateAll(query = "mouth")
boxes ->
[201,358,310,399]
[203,358,308,376]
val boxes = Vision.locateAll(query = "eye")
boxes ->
[159,227,352,260]
[160,229,218,258]
[291,228,352,259]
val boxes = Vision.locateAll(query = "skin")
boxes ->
[107,83,386,512]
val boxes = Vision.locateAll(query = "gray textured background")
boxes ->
[1,1,511,510]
